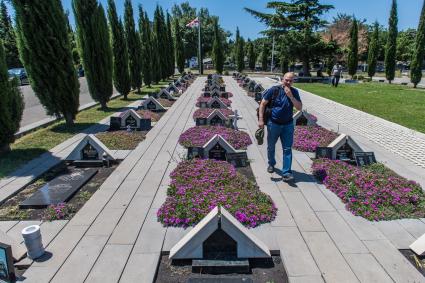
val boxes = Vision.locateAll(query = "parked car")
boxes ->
[8,68,29,85]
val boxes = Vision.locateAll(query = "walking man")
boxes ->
[331,63,343,87]
[258,72,302,181]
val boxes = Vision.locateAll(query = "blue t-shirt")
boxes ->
[263,86,301,125]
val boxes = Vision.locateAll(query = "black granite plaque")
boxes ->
[109,117,121,131]
[296,114,308,126]
[211,101,221,109]
[210,115,224,126]
[336,142,354,162]
[81,142,99,160]
[315,147,332,159]
[354,152,376,166]
[208,143,226,160]
[159,92,168,99]
[221,92,229,99]
[220,86,226,92]
[204,86,210,91]
[20,168,98,208]
[211,92,219,98]
[125,115,138,128]
[188,147,203,159]
[147,101,157,110]
[203,92,211,98]
[226,152,248,167]
[140,119,151,131]
[255,92,262,102]
[196,118,207,126]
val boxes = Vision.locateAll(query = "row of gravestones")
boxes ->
[233,74,377,167]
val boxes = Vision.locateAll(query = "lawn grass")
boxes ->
[295,82,425,134]
[0,81,170,178]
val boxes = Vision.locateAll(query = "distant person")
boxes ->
[317,67,324,78]
[331,63,343,87]
[258,72,303,181]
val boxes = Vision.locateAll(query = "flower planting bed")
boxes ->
[294,126,339,152]
[312,158,425,221]
[0,162,117,221]
[179,126,252,149]
[196,97,232,107]
[192,108,234,120]
[157,98,175,107]
[95,130,145,150]
[157,159,277,228]
[136,110,162,122]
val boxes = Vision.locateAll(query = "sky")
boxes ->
[5,0,424,39]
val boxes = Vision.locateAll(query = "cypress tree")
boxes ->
[347,18,358,78]
[140,8,152,87]
[124,0,142,92]
[261,42,268,71]
[152,32,161,84]
[247,40,256,70]
[0,1,20,68]
[108,0,130,100]
[0,41,23,153]
[174,18,185,74]
[166,12,175,77]
[212,18,224,74]
[385,0,398,83]
[410,0,425,88]
[236,32,245,73]
[73,0,112,110]
[14,0,79,125]
[154,6,168,80]
[367,22,380,78]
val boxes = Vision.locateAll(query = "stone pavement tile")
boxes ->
[85,244,132,283]
[133,208,166,254]
[343,253,393,283]
[316,211,369,254]
[316,184,346,210]
[248,223,279,252]
[302,231,359,283]
[163,226,193,252]
[275,227,320,277]
[373,220,416,249]
[39,220,68,247]
[0,221,18,232]
[119,252,160,283]
[338,210,386,241]
[364,239,425,283]
[289,275,324,283]
[51,235,108,283]
[266,189,296,227]
[7,220,41,244]
[85,208,125,236]
[108,195,151,245]
[280,191,324,232]
[104,178,148,209]
[150,185,168,210]
[398,218,425,239]
[0,229,27,260]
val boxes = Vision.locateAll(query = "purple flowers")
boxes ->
[196,97,232,107]
[179,126,252,149]
[43,203,69,221]
[136,110,160,122]
[157,159,277,228]
[294,126,339,152]
[312,158,425,221]
[193,108,234,119]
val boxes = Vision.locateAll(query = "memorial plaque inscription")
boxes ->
[125,115,137,128]
[354,152,376,166]
[315,147,332,159]
[82,143,99,160]
[208,143,226,160]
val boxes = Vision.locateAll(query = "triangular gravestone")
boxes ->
[203,135,248,167]
[410,233,425,256]
[207,97,228,109]
[293,110,317,126]
[207,110,228,127]
[169,207,270,260]
[158,89,177,101]
[166,84,179,93]
[139,97,166,112]
[66,134,115,161]
[327,134,363,161]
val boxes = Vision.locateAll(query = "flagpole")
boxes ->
[198,17,202,75]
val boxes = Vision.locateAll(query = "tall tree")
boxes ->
[367,21,380,78]
[174,18,185,74]
[247,40,256,70]
[246,0,333,76]
[15,0,79,125]
[152,32,161,83]
[279,39,289,74]
[385,0,398,83]
[0,41,23,153]
[140,8,152,87]
[347,18,358,78]
[166,12,175,77]
[236,27,245,72]
[73,0,112,110]
[124,0,142,92]
[261,41,269,71]
[0,1,20,68]
[411,0,425,88]
[154,6,168,80]
[212,18,224,74]
[108,0,130,100]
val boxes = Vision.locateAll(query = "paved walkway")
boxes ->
[20,77,425,282]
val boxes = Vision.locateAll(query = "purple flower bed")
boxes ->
[179,126,252,149]
[312,158,425,221]
[157,159,277,228]
[193,108,234,119]
[196,96,232,107]
[136,110,160,122]
[294,126,339,152]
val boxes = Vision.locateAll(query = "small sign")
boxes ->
[140,119,151,131]
[196,118,207,126]
[82,142,99,160]
[208,143,226,160]
[210,115,224,126]
[125,115,137,128]
[354,152,376,166]
[315,147,332,159]
[147,101,156,110]
[211,101,221,109]
[226,152,248,167]
[0,243,15,283]
[110,116,121,131]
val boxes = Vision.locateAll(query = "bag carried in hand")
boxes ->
[256,86,280,123]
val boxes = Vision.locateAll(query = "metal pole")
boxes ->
[198,17,202,75]
[271,36,275,73]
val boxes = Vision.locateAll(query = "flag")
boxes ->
[186,17,199,28]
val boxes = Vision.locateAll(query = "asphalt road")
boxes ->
[20,78,98,128]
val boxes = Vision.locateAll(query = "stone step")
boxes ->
[192,259,250,274]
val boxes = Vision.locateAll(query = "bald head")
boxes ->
[281,72,295,86]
